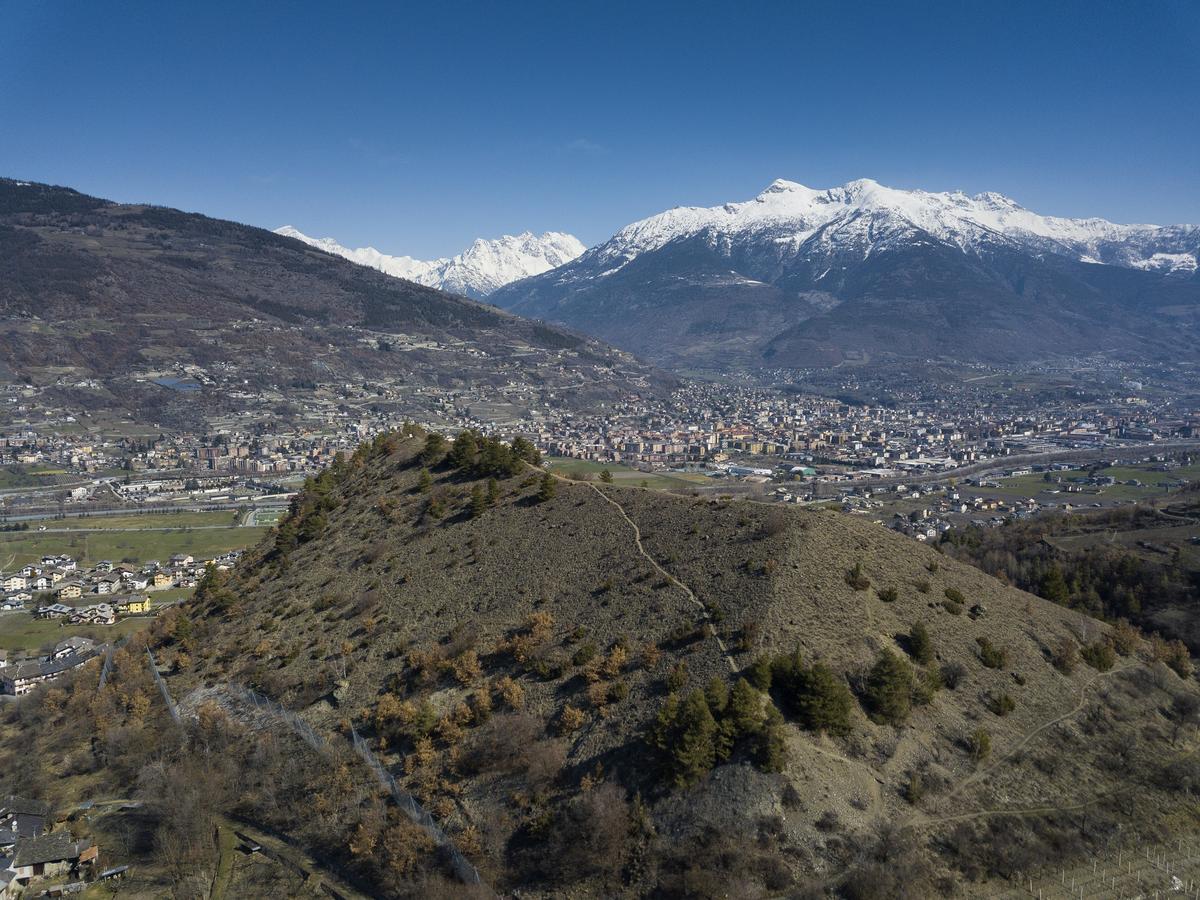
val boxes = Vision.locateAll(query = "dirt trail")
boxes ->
[913,663,1138,828]
[585,482,739,674]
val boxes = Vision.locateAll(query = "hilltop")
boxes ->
[116,430,1200,897]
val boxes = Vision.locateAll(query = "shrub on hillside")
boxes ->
[912,665,944,706]
[1150,634,1194,678]
[846,562,871,591]
[1080,641,1116,672]
[1052,636,1079,674]
[968,728,991,763]
[1108,619,1141,656]
[878,586,899,603]
[976,637,1008,669]
[761,508,789,538]
[940,661,967,690]
[986,692,1016,716]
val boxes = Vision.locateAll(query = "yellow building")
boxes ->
[118,596,151,614]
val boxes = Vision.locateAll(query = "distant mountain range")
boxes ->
[274,226,585,299]
[490,179,1200,369]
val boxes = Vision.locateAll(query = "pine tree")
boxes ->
[486,477,500,506]
[747,655,773,691]
[909,621,934,665]
[510,436,541,467]
[865,650,913,726]
[538,472,557,502]
[754,704,789,773]
[1040,565,1070,605]
[417,468,433,493]
[448,430,479,470]
[599,468,614,484]
[704,677,729,715]
[469,484,487,518]
[671,691,718,787]
[418,433,446,466]
[726,677,764,736]
[793,663,853,735]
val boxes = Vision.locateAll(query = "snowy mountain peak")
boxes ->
[491,179,1200,373]
[586,178,1197,272]
[759,178,809,196]
[274,226,585,299]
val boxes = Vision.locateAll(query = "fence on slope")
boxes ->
[223,684,485,888]
[985,836,1200,900]
[348,725,483,886]
[97,645,114,690]
[144,647,181,724]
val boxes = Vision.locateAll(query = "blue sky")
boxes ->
[1,0,1197,257]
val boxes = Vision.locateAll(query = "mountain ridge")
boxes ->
[0,177,660,425]
[275,226,586,299]
[491,179,1200,370]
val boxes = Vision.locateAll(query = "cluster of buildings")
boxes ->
[536,377,1200,479]
[831,455,1194,540]
[0,637,105,696]
[2,357,1199,532]
[1,797,101,897]
[0,553,213,615]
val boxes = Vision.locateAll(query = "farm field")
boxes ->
[0,466,74,489]
[961,461,1197,506]
[36,509,245,530]
[0,524,268,568]
[0,611,150,653]
[1047,522,1200,569]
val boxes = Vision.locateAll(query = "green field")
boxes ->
[0,525,268,568]
[547,458,711,491]
[963,461,1197,506]
[151,586,196,606]
[42,509,245,530]
[248,507,286,525]
[0,613,151,654]
[0,466,74,489]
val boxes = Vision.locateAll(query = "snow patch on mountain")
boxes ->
[581,178,1198,275]
[275,226,585,299]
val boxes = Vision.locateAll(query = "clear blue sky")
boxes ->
[2,0,1197,257]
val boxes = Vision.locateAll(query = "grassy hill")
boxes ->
[158,431,1200,895]
[5,430,1200,897]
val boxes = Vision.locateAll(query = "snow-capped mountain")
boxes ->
[567,178,1198,278]
[491,179,1200,369]
[275,226,586,300]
